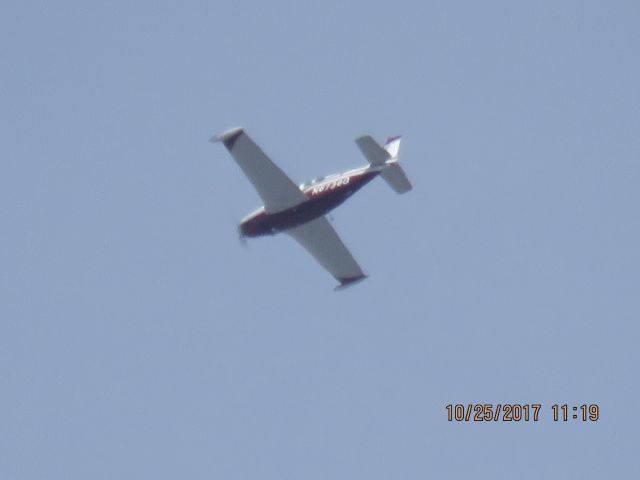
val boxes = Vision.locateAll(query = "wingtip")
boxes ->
[334,274,368,291]
[210,127,244,148]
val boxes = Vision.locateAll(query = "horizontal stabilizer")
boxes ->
[381,163,412,194]
[355,135,390,166]
[355,134,412,194]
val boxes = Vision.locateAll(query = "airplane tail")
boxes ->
[355,135,412,194]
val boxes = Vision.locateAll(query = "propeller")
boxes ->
[226,209,248,248]
[238,224,248,248]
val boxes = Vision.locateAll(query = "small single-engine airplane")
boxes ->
[212,127,412,290]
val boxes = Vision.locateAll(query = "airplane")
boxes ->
[212,127,412,290]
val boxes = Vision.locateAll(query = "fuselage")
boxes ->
[240,165,380,237]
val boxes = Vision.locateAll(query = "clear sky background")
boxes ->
[2,1,639,478]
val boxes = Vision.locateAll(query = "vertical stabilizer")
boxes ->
[384,135,402,158]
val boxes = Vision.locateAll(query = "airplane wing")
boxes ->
[213,127,306,213]
[287,216,367,289]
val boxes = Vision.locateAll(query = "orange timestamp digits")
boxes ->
[446,404,600,422]
[446,404,541,422]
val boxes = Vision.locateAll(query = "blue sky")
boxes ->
[1,1,639,478]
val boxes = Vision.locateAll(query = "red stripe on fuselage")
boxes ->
[240,170,378,237]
